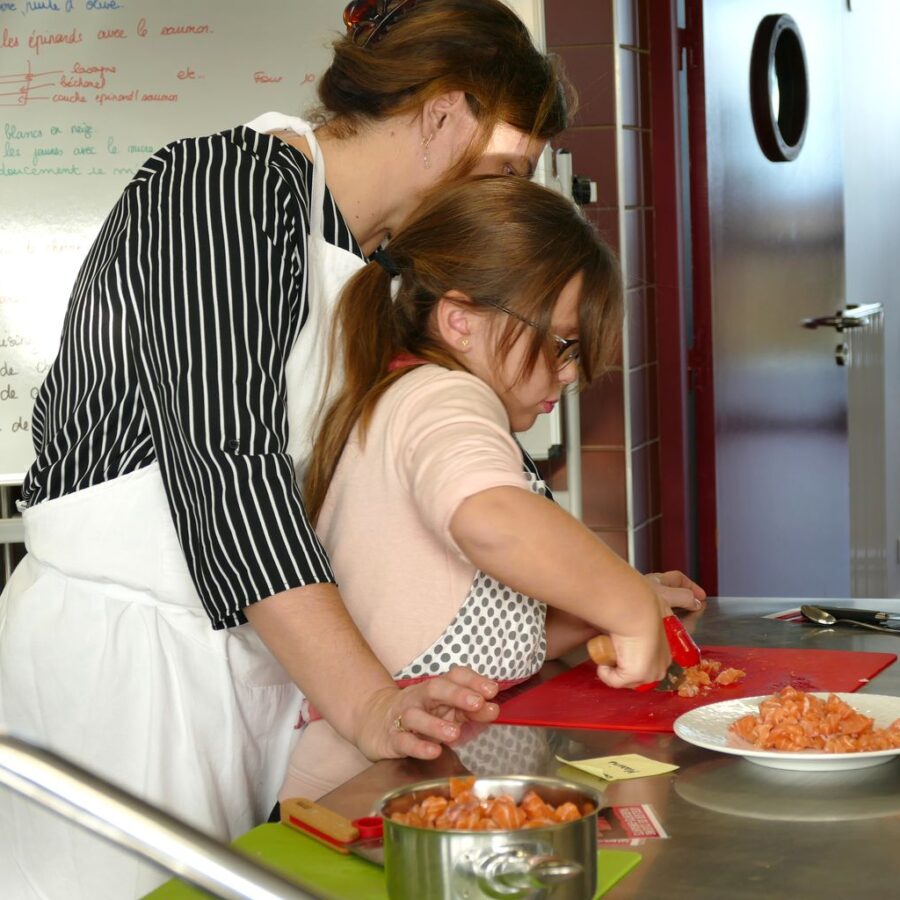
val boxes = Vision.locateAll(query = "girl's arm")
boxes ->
[544,570,708,661]
[450,485,670,689]
[544,607,598,661]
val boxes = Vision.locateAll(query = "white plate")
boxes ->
[673,693,900,771]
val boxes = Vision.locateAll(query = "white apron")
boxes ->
[0,113,365,899]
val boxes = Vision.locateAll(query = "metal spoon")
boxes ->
[800,604,900,635]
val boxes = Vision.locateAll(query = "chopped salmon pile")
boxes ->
[389,776,595,831]
[729,686,900,752]
[676,658,746,698]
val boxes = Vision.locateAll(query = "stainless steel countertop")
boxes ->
[320,598,900,899]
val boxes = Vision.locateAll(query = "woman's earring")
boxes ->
[460,337,470,348]
[422,133,434,169]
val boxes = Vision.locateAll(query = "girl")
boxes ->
[279,175,680,801]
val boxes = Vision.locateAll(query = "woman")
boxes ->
[279,175,700,801]
[0,2,581,897]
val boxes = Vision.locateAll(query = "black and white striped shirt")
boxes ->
[21,124,364,630]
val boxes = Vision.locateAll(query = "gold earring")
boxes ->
[460,337,470,348]
[422,133,434,169]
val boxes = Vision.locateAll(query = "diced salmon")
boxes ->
[448,776,476,799]
[715,667,746,686]
[553,802,582,823]
[389,783,591,832]
[727,687,900,753]
[676,661,744,697]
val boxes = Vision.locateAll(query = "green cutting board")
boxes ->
[145,823,641,899]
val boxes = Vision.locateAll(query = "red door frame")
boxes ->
[646,0,719,593]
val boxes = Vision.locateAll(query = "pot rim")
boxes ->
[377,773,602,834]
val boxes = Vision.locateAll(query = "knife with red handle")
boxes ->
[586,615,701,692]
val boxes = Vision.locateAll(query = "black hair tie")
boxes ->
[371,247,401,277]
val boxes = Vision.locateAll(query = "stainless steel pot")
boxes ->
[378,775,600,900]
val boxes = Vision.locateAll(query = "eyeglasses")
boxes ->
[481,299,581,370]
[343,0,423,47]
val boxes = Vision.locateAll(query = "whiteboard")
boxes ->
[0,0,549,482]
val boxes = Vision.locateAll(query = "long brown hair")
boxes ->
[304,176,622,522]
[313,0,575,175]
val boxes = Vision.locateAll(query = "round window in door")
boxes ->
[750,13,809,161]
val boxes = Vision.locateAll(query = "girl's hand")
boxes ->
[354,666,500,761]
[589,627,670,690]
[645,570,706,612]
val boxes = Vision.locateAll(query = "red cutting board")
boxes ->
[495,646,897,733]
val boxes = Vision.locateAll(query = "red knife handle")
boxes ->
[663,615,701,667]
[635,618,699,691]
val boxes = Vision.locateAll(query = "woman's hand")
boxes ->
[645,570,706,612]
[354,665,500,761]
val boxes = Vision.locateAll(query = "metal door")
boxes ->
[698,0,850,597]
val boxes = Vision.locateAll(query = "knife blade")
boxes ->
[587,615,701,692]
[280,797,384,866]
[814,605,900,627]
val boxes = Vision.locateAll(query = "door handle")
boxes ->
[802,302,883,331]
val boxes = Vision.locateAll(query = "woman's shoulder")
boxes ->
[128,119,311,193]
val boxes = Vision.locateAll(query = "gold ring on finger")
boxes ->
[393,715,406,732]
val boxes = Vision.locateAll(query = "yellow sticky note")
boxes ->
[555,753,677,782]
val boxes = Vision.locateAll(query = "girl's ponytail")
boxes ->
[304,261,396,523]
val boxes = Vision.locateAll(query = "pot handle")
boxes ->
[474,847,583,897]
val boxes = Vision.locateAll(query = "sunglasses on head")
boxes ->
[343,0,424,47]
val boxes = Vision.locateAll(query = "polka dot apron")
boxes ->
[394,468,549,683]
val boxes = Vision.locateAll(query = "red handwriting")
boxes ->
[0,60,62,108]
[177,66,202,81]
[73,62,117,76]
[97,29,127,41]
[159,24,212,37]
[95,89,137,105]
[253,71,282,84]
[28,28,83,58]
[60,62,117,91]
[52,92,87,103]
[2,27,19,49]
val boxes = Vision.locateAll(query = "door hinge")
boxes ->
[677,26,699,70]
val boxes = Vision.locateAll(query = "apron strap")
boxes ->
[245,111,326,238]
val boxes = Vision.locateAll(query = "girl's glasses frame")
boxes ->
[480,299,580,369]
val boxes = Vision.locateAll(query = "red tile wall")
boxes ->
[545,0,661,572]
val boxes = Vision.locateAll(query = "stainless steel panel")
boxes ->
[841,0,900,598]
[703,1,850,596]
[848,307,887,596]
